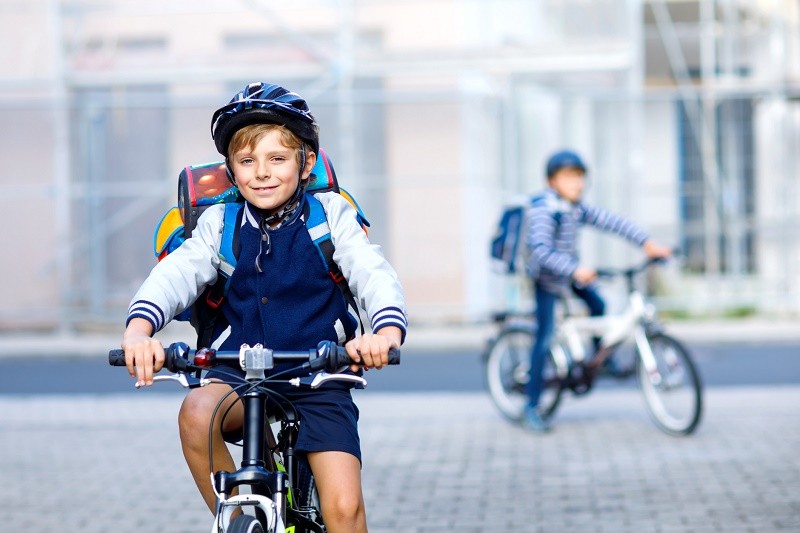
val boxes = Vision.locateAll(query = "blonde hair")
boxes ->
[228,123,307,167]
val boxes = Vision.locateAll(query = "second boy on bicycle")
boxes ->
[523,149,671,433]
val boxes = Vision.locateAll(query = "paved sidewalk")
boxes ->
[1,386,798,532]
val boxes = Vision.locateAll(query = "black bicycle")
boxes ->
[109,340,400,533]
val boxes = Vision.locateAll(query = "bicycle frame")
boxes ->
[553,282,662,380]
[483,257,704,435]
[212,343,366,533]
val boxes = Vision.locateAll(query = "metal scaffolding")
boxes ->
[1,0,799,329]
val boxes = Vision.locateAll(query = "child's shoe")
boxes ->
[522,405,552,433]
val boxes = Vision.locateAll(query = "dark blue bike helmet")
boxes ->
[210,82,319,157]
[545,149,588,178]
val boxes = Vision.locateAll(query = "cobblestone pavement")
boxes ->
[1,386,798,532]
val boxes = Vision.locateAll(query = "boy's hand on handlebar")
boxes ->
[572,266,597,286]
[121,318,165,387]
[643,240,672,259]
[345,326,402,372]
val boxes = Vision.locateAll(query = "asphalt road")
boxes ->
[1,341,798,395]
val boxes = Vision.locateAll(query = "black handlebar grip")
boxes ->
[108,343,191,371]
[326,344,401,369]
[108,349,126,366]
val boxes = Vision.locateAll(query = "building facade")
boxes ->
[1,0,798,330]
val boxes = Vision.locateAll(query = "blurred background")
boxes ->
[1,0,799,333]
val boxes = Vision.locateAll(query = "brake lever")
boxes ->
[135,372,210,389]
[289,372,368,389]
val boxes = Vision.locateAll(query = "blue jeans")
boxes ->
[526,281,605,408]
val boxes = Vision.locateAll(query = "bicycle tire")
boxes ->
[291,456,326,533]
[483,326,562,422]
[227,514,265,533]
[636,332,703,436]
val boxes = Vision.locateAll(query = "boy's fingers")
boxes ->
[144,354,155,385]
[346,342,361,363]
[153,345,166,374]
[135,353,147,386]
[345,335,393,370]
[358,348,374,368]
[372,338,388,369]
[124,349,135,377]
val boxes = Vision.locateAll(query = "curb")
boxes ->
[1,318,799,359]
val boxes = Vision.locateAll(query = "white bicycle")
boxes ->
[483,258,703,436]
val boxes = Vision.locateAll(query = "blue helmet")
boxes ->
[210,82,319,156]
[545,149,588,178]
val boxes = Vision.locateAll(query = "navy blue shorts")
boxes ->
[206,366,361,463]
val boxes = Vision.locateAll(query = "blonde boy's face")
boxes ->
[548,167,586,203]
[230,129,316,212]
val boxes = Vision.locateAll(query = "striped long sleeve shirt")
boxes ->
[525,187,649,293]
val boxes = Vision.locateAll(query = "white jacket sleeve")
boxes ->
[317,192,408,342]
[126,205,224,332]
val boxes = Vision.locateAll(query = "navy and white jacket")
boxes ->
[127,192,407,350]
[525,187,649,294]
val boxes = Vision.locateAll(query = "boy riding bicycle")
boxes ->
[121,83,407,532]
[523,149,670,433]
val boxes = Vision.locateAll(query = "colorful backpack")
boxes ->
[153,148,369,346]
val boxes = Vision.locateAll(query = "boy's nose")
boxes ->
[257,161,270,179]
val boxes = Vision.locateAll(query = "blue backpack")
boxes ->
[153,149,369,346]
[490,193,560,275]
[490,203,527,275]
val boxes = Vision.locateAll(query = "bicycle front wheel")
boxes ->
[292,456,326,533]
[636,333,703,436]
[484,326,562,422]
[228,514,265,533]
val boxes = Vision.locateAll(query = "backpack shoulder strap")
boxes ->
[303,192,365,335]
[304,193,335,272]
[530,192,563,225]
[530,192,547,207]
[218,202,243,277]
[204,202,243,310]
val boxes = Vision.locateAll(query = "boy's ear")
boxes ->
[302,150,317,181]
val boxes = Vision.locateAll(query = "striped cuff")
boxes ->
[371,306,408,344]
[127,299,167,333]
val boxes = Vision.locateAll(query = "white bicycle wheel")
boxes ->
[227,515,265,533]
[637,333,703,436]
[484,326,562,422]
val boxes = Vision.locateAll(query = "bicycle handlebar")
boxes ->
[108,340,401,373]
[595,255,671,279]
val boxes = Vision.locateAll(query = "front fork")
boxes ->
[634,324,661,386]
[212,386,290,532]
[214,492,286,533]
